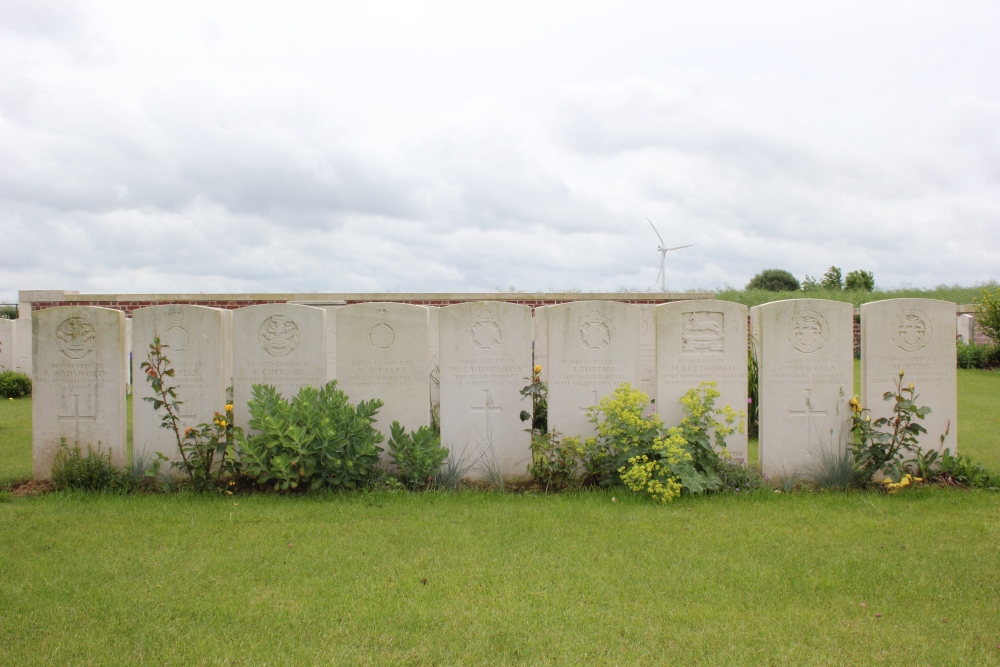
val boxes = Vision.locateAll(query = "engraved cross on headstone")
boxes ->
[471,390,502,445]
[58,393,98,445]
[579,389,599,416]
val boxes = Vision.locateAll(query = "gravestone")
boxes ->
[15,318,32,377]
[656,300,749,461]
[232,304,326,429]
[754,299,853,478]
[957,314,974,345]
[533,306,548,383]
[428,307,440,425]
[131,306,233,464]
[336,303,430,441]
[0,319,13,372]
[639,304,656,411]
[861,299,957,453]
[439,302,532,478]
[546,301,641,438]
[32,306,127,479]
[321,306,342,381]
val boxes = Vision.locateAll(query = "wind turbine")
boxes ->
[647,218,693,292]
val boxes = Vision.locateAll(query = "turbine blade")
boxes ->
[646,217,666,246]
[664,244,694,251]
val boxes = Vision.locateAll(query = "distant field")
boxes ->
[714,283,997,308]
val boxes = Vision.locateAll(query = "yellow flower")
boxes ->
[866,414,871,422]
[899,368,905,377]
[534,365,542,374]
[218,419,228,427]
[225,403,234,412]
[908,383,914,391]
[849,396,862,413]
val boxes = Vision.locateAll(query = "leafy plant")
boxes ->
[52,440,129,492]
[937,449,999,490]
[851,371,931,483]
[845,269,875,292]
[527,430,583,491]
[974,285,1000,343]
[519,365,548,433]
[0,304,16,319]
[821,266,843,291]
[387,420,448,489]
[714,458,769,493]
[746,269,800,292]
[801,275,821,292]
[0,371,31,399]
[238,381,384,492]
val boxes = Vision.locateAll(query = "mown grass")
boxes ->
[1,489,999,666]
[715,283,997,308]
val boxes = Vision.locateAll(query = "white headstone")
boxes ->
[639,304,656,411]
[336,303,430,440]
[0,319,13,372]
[861,299,957,453]
[656,300,749,461]
[232,304,326,429]
[533,306,548,383]
[423,307,439,430]
[131,306,233,464]
[439,302,533,478]
[957,314,975,345]
[754,299,853,478]
[321,306,342,382]
[546,301,641,438]
[32,306,127,479]
[14,318,32,377]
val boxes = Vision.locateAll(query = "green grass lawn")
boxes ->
[2,489,1000,666]
[1,372,999,666]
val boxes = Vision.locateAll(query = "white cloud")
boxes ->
[1,0,998,302]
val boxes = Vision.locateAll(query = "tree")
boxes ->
[975,286,1000,343]
[821,266,843,291]
[801,275,821,292]
[746,269,801,292]
[844,270,875,292]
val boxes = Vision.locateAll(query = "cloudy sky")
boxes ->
[2,0,998,303]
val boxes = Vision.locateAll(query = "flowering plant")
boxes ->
[851,370,931,483]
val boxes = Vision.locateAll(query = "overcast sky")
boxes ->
[2,0,998,303]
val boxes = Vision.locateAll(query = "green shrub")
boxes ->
[0,371,31,399]
[956,341,1000,369]
[974,287,1000,343]
[51,440,128,492]
[0,305,16,319]
[805,446,863,490]
[845,269,875,291]
[387,421,448,489]
[821,266,843,291]
[585,382,744,502]
[746,269,800,292]
[238,381,384,492]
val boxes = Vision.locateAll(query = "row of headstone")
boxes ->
[29,298,957,482]
[0,318,34,377]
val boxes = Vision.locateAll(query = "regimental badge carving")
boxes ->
[575,310,615,353]
[258,315,300,357]
[468,310,504,352]
[892,310,932,352]
[681,311,724,353]
[164,326,190,352]
[56,317,96,359]
[786,310,828,353]
[367,309,396,354]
